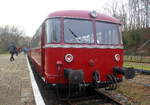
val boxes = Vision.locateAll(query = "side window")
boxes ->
[43,23,47,45]
[45,18,61,43]
[119,25,123,44]
[31,28,41,48]
[38,27,42,46]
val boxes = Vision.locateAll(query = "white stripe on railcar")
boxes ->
[44,44,123,49]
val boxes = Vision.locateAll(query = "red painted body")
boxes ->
[29,10,124,87]
[44,48,123,83]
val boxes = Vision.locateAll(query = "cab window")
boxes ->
[45,18,61,43]
[96,22,120,45]
[64,19,94,44]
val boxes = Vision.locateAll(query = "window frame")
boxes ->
[63,18,95,45]
[45,18,62,44]
[43,17,123,46]
[95,21,121,45]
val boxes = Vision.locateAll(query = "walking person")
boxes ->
[23,47,29,55]
[8,42,17,61]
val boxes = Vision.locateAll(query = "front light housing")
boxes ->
[114,54,120,62]
[65,54,74,63]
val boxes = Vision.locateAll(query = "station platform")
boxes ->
[0,54,35,105]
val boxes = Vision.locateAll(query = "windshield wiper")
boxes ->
[68,28,78,38]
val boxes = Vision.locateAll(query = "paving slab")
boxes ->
[0,54,35,105]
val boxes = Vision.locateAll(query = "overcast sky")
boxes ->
[0,0,110,37]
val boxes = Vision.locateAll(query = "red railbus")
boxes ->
[28,10,134,96]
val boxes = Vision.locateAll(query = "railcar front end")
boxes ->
[29,11,135,93]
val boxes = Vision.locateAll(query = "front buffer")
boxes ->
[113,67,135,79]
[64,68,84,85]
[63,67,135,91]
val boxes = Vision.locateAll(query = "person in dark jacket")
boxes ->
[8,43,17,61]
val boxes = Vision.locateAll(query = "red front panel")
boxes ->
[44,47,123,84]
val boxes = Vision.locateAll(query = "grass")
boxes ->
[124,55,150,70]
[124,62,150,71]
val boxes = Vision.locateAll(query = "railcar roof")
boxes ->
[47,10,120,24]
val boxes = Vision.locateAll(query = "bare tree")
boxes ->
[0,25,29,51]
[102,0,128,31]
[102,0,150,30]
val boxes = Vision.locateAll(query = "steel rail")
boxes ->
[63,89,129,105]
[95,89,124,105]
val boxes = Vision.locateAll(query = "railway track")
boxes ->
[62,88,132,105]
[131,81,150,87]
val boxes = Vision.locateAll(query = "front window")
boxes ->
[45,18,121,45]
[96,22,120,45]
[64,19,94,44]
[45,18,61,43]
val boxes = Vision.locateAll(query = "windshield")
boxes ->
[45,18,121,45]
[64,19,94,44]
[96,22,120,45]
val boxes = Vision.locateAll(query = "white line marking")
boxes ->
[26,56,46,105]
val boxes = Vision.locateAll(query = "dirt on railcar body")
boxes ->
[116,74,150,105]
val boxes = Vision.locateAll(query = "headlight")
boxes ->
[65,54,74,63]
[114,54,120,62]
